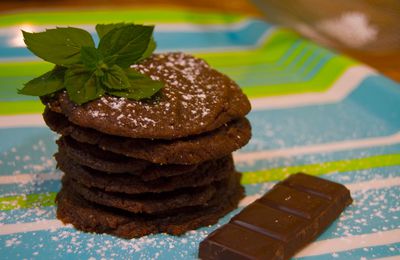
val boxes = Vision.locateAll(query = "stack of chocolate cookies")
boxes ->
[42,53,251,238]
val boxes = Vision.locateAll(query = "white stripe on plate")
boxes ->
[345,177,400,193]
[0,219,69,235]
[0,172,62,185]
[250,65,377,110]
[375,256,400,260]
[0,114,44,128]
[295,229,400,258]
[234,131,400,163]
[239,176,400,207]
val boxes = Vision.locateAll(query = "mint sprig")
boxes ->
[18,23,164,104]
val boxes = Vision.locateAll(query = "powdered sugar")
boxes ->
[65,52,245,138]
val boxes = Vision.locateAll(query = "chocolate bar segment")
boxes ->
[258,184,329,220]
[199,173,352,260]
[231,202,313,256]
[199,223,284,260]
[281,173,350,201]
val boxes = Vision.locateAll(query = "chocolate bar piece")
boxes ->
[199,173,352,260]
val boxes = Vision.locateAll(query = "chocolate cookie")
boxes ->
[44,53,251,139]
[64,176,219,214]
[57,136,150,173]
[57,136,198,181]
[44,108,251,165]
[55,152,234,194]
[56,171,244,238]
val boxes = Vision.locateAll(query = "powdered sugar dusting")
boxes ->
[58,52,248,138]
[130,53,223,129]
[2,137,400,258]
[1,206,237,259]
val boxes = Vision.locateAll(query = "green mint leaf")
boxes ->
[98,24,153,67]
[108,74,164,100]
[64,64,104,104]
[139,36,156,61]
[97,23,156,61]
[101,65,131,90]
[95,23,126,39]
[22,27,95,66]
[80,46,103,68]
[124,68,150,80]
[20,23,163,104]
[18,66,66,96]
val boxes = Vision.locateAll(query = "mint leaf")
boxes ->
[19,23,163,104]
[18,66,66,96]
[102,65,131,90]
[109,74,163,100]
[97,23,155,61]
[23,27,95,66]
[95,23,126,39]
[140,37,156,61]
[64,65,104,104]
[80,46,103,68]
[124,67,150,80]
[98,24,153,67]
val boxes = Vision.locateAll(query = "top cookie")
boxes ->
[45,53,251,139]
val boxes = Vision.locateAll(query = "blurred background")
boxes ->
[1,0,399,81]
[252,0,400,82]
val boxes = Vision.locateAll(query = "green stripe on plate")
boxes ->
[198,29,302,67]
[199,29,357,97]
[0,100,45,115]
[0,192,55,210]
[242,153,400,184]
[224,48,331,86]
[0,8,243,27]
[241,55,355,98]
[219,45,327,77]
[1,154,399,210]
[0,62,52,77]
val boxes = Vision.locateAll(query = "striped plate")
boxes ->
[0,8,399,260]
